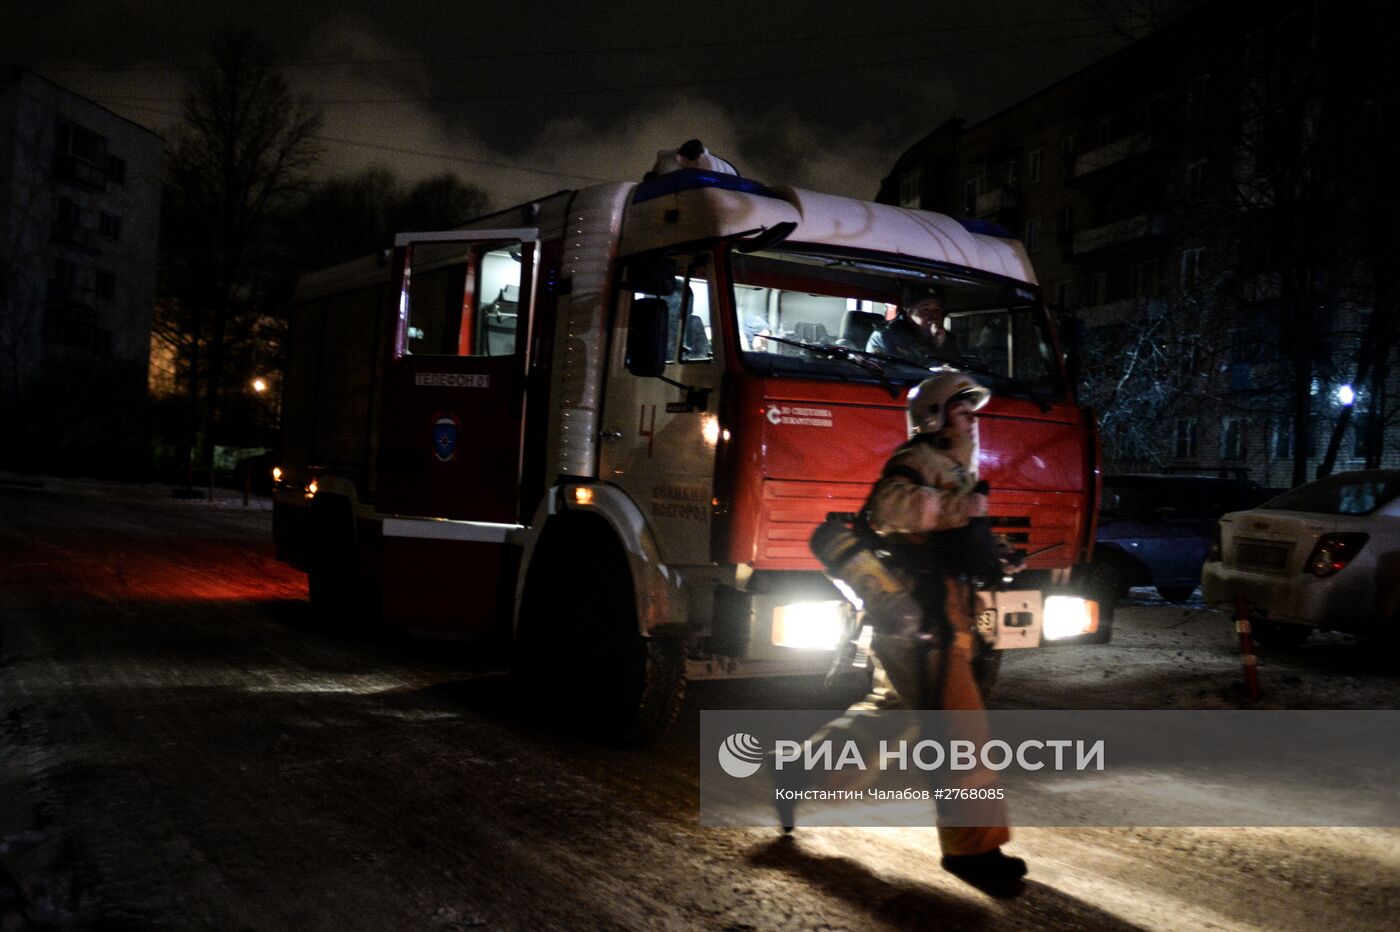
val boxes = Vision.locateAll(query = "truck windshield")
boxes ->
[729,247,1062,397]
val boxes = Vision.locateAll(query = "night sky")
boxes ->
[4,1,1133,205]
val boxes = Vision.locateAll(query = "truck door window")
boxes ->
[629,254,712,364]
[403,241,526,357]
[474,245,524,356]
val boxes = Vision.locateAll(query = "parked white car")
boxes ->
[1201,470,1400,646]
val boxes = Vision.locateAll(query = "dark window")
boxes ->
[56,197,81,226]
[1132,258,1160,299]
[53,121,109,188]
[49,257,79,296]
[1056,207,1073,238]
[1220,417,1245,460]
[1353,410,1372,460]
[54,197,83,243]
[1180,248,1204,290]
[1174,418,1198,458]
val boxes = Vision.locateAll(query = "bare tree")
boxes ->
[291,167,490,273]
[1341,8,1400,470]
[158,29,321,480]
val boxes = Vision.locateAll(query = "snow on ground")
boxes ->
[997,588,1400,711]
[0,471,273,511]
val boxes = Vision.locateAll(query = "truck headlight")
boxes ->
[1043,595,1098,640]
[771,601,846,650]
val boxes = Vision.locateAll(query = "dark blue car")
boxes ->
[1085,475,1272,632]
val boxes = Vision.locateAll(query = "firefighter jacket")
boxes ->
[866,427,979,537]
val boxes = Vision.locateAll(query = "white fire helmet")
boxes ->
[907,373,991,434]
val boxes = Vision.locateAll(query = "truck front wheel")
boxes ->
[515,516,685,745]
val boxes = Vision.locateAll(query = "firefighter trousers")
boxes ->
[807,576,1010,856]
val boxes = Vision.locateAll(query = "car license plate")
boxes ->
[1235,539,1288,568]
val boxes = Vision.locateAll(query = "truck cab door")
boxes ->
[375,229,538,635]
[378,229,537,521]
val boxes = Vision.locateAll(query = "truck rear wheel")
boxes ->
[515,516,685,746]
[307,497,368,630]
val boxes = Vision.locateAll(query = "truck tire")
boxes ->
[973,645,1002,697]
[307,497,365,629]
[1080,560,1121,644]
[514,516,685,746]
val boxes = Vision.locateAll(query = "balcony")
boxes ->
[51,223,99,252]
[1077,296,1169,327]
[1073,132,1153,178]
[973,186,1016,217]
[1072,214,1167,256]
[53,154,107,191]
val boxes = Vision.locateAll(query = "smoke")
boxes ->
[289,21,904,208]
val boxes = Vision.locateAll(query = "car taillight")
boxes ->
[1207,521,1222,562]
[1304,533,1368,577]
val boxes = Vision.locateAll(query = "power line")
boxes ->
[97,103,616,185]
[313,134,615,184]
[32,17,1110,74]
[93,28,1118,107]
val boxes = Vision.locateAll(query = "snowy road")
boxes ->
[2,478,1398,930]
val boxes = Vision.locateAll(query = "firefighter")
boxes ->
[783,372,1027,885]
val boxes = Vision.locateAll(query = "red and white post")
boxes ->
[1233,594,1260,700]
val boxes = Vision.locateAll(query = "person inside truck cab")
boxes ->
[866,294,962,365]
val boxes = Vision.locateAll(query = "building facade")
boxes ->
[0,69,163,473]
[877,1,1396,489]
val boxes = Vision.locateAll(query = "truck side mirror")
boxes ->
[626,298,670,377]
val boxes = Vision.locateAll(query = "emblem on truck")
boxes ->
[431,412,462,462]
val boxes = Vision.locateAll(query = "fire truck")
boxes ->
[273,169,1102,743]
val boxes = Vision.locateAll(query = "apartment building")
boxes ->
[877,1,1394,487]
[0,69,163,472]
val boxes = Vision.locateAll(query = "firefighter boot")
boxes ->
[940,848,1028,887]
[770,752,805,833]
